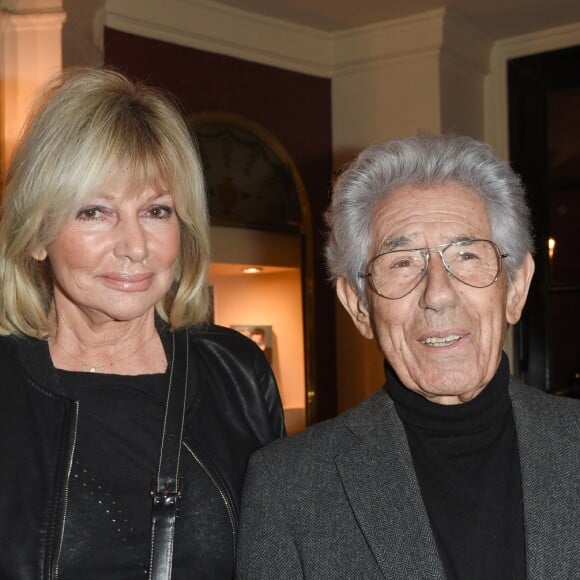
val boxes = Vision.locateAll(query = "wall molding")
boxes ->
[484,20,580,158]
[1,0,62,12]
[104,1,495,84]
[331,9,445,76]
[103,0,579,157]
[104,0,333,77]
[0,9,64,31]
[442,9,491,75]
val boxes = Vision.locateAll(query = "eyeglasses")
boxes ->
[359,239,508,300]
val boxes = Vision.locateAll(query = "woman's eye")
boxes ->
[146,205,174,219]
[76,206,104,221]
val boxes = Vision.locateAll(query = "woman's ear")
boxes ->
[336,276,374,339]
[30,246,48,261]
[506,252,535,325]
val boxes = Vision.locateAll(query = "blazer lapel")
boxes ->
[335,391,445,579]
[510,381,579,580]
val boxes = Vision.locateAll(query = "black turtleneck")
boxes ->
[388,355,526,580]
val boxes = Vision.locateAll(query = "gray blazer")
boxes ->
[236,378,579,579]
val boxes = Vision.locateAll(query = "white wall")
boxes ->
[209,226,306,431]
[210,268,305,410]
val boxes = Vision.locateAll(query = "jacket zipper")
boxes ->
[182,441,237,561]
[52,400,79,580]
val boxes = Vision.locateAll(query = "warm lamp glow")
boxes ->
[0,9,65,171]
[548,237,556,260]
[242,266,263,274]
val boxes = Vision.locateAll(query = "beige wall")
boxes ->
[210,268,306,412]
[209,226,306,429]
[333,56,441,165]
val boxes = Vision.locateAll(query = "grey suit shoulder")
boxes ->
[237,379,579,579]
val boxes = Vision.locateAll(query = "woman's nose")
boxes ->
[113,217,149,262]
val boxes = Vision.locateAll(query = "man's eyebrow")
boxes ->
[378,234,478,252]
[446,235,478,244]
[380,236,413,251]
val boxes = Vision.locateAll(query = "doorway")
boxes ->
[190,113,315,430]
[508,44,580,397]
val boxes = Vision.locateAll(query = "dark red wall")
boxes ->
[104,28,337,421]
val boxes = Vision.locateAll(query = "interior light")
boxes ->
[242,266,263,274]
[548,237,556,260]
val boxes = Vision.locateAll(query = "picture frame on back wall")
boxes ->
[231,325,273,364]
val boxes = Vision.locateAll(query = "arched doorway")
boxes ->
[189,112,316,432]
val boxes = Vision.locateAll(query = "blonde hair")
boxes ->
[0,67,210,337]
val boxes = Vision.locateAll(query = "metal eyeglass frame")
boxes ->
[358,238,509,300]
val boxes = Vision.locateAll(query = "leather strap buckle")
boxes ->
[150,475,184,498]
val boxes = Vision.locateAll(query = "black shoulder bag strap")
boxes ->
[148,329,189,580]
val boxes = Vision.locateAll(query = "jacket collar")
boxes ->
[334,381,576,580]
[335,390,446,578]
[13,334,64,395]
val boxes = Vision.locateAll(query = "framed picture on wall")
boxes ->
[231,324,273,364]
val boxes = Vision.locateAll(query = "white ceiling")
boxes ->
[212,0,580,39]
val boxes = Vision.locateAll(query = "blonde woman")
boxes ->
[0,68,284,579]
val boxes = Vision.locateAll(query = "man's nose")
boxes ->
[418,251,457,311]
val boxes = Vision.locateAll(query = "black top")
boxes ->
[389,355,527,580]
[56,370,233,579]
[0,324,284,580]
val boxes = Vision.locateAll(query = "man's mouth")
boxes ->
[422,335,461,347]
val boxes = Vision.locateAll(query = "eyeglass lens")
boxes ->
[369,240,501,299]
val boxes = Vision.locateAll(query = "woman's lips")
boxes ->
[99,272,153,291]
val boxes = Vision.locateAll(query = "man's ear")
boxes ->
[336,276,374,339]
[506,252,535,325]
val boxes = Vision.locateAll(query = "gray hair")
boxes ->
[325,134,534,297]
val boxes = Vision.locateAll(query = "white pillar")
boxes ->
[0,1,65,173]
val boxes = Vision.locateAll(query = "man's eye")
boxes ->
[392,259,412,269]
[458,251,479,261]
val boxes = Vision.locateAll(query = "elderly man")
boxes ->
[236,134,579,580]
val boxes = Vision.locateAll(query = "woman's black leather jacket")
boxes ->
[0,323,285,579]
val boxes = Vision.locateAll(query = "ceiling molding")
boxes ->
[1,0,62,12]
[484,20,580,159]
[105,1,478,79]
[492,19,580,60]
[331,8,446,75]
[0,8,65,30]
[104,0,334,77]
[442,9,491,74]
